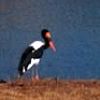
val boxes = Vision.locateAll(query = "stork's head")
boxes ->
[41,29,56,52]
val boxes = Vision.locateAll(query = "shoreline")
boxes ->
[0,79,100,100]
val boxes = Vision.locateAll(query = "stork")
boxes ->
[18,29,56,80]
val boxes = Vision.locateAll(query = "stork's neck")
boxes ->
[43,38,51,49]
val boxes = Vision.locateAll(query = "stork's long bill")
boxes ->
[49,41,56,52]
[45,32,56,52]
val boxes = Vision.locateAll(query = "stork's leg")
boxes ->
[31,65,39,81]
[34,65,39,80]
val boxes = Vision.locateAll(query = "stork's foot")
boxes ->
[35,75,40,80]
[31,75,40,81]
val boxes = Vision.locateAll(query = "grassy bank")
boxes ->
[0,79,100,100]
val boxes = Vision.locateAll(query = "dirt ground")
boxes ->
[0,79,100,100]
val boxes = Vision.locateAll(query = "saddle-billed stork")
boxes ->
[18,29,56,80]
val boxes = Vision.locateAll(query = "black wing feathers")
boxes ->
[18,46,44,75]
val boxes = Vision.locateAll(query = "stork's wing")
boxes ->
[18,46,44,74]
[32,46,44,58]
[19,47,34,65]
[18,47,34,73]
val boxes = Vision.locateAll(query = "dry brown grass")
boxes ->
[0,79,100,100]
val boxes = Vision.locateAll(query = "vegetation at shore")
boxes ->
[0,79,100,100]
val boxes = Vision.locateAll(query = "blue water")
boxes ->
[0,0,100,80]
